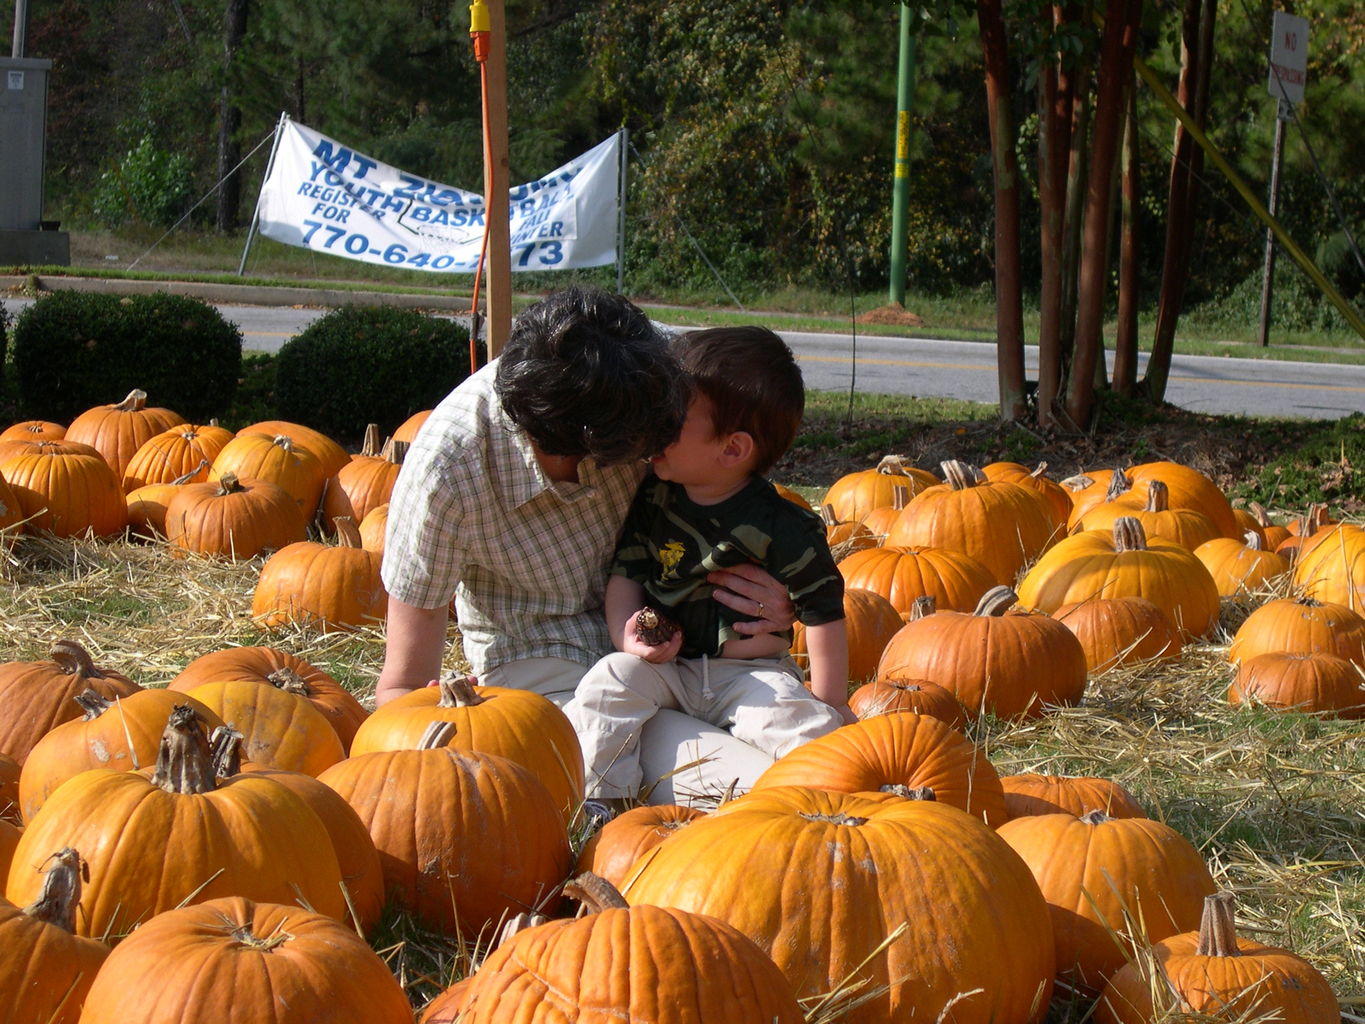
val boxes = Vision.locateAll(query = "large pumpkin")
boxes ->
[1292,522,1365,613]
[0,640,141,764]
[999,773,1147,820]
[1073,479,1222,552]
[0,439,129,538]
[980,461,1072,534]
[574,805,706,891]
[1095,891,1340,1024]
[1016,517,1221,639]
[319,424,408,530]
[1128,460,1238,538]
[454,874,804,1024]
[822,454,938,523]
[1227,650,1365,718]
[837,543,995,616]
[210,432,327,521]
[750,709,1007,826]
[164,471,309,559]
[121,422,233,492]
[350,674,584,827]
[621,787,1056,1024]
[180,678,346,776]
[1052,595,1182,673]
[252,518,388,632]
[63,388,185,480]
[996,809,1216,990]
[6,706,347,938]
[1227,595,1365,666]
[886,460,1056,585]
[236,419,352,478]
[77,897,414,1024]
[876,586,1089,721]
[0,848,110,1024]
[847,675,966,728]
[1194,531,1291,598]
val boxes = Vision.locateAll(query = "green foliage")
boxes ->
[1225,413,1365,510]
[91,135,196,229]
[273,306,482,445]
[10,291,242,423]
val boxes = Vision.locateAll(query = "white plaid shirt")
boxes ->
[382,360,646,674]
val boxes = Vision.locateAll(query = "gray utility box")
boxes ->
[0,56,70,264]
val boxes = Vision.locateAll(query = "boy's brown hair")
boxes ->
[674,326,804,476]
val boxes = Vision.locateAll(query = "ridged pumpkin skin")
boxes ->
[1074,479,1222,552]
[0,849,110,1024]
[6,709,347,937]
[751,710,1007,826]
[822,455,938,523]
[999,773,1147,819]
[1053,595,1182,674]
[1128,461,1238,538]
[164,473,309,559]
[1292,522,1365,613]
[0,441,129,538]
[18,688,225,821]
[169,646,369,752]
[210,433,327,520]
[1095,892,1340,1024]
[77,897,414,1024]
[996,810,1216,990]
[350,676,584,828]
[621,787,1055,1024]
[121,422,233,491]
[252,522,388,633]
[1228,650,1365,718]
[358,501,389,554]
[0,640,141,764]
[318,743,572,937]
[1227,596,1365,666]
[237,419,352,477]
[877,587,1089,720]
[1016,517,1221,639]
[320,426,407,530]
[847,675,967,728]
[457,901,805,1024]
[886,461,1056,585]
[981,461,1072,534]
[0,419,65,443]
[183,679,346,776]
[1194,533,1291,597]
[574,804,707,890]
[837,544,996,615]
[63,389,185,480]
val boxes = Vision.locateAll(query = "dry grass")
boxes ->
[2,529,1362,1020]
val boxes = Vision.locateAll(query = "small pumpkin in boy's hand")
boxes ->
[634,607,681,647]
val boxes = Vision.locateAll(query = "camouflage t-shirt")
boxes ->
[611,475,845,658]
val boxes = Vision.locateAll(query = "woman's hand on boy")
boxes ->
[707,563,794,634]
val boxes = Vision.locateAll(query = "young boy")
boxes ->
[564,325,853,807]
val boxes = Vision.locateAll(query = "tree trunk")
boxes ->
[215,0,250,233]
[1142,0,1214,402]
[978,0,1028,421]
[1114,70,1140,395]
[1058,54,1092,387]
[1064,0,1141,428]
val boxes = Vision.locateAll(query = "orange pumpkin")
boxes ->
[63,388,185,479]
[1128,460,1238,538]
[1052,595,1182,673]
[1073,479,1222,552]
[252,518,388,633]
[999,773,1147,819]
[76,897,413,1024]
[392,408,432,446]
[791,586,903,684]
[751,709,1007,826]
[182,678,346,776]
[574,804,707,890]
[877,586,1088,720]
[1228,650,1365,718]
[847,675,966,728]
[0,440,129,538]
[1096,891,1341,1024]
[818,503,878,557]
[164,472,308,559]
[358,501,389,555]
[997,809,1216,990]
[236,419,351,477]
[319,424,408,531]
[121,422,233,492]
[1240,501,1291,550]
[823,454,938,523]
[1227,595,1365,666]
[210,432,327,520]
[0,848,110,1024]
[980,460,1072,535]
[1292,522,1365,613]
[0,469,22,546]
[837,543,995,616]
[0,419,65,443]
[1194,531,1291,598]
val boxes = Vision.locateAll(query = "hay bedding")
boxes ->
[2,530,1362,1018]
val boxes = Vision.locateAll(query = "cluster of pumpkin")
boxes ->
[0,634,1343,1024]
[793,454,1365,722]
[0,390,435,632]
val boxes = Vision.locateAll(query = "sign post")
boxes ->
[1259,11,1308,347]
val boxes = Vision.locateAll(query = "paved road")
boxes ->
[5,294,1363,420]
[219,304,1365,421]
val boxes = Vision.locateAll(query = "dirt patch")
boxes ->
[855,302,924,327]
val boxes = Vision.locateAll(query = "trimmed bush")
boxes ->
[273,305,480,445]
[11,291,242,422]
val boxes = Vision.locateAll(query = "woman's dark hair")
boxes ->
[675,326,804,475]
[495,286,688,465]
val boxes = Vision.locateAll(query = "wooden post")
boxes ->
[481,0,512,357]
[1257,98,1289,348]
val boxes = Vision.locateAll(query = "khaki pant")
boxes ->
[564,652,844,806]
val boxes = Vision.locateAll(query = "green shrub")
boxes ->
[273,305,481,445]
[92,135,195,229]
[11,291,242,423]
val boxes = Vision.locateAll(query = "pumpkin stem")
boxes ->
[152,705,217,794]
[820,504,839,527]
[1104,468,1133,502]
[361,423,382,459]
[229,922,294,952]
[114,388,149,412]
[1079,809,1112,825]
[973,585,1019,617]
[272,435,295,453]
[564,871,630,914]
[216,472,247,495]
[74,688,113,721]
[437,672,485,709]
[332,517,363,548]
[1144,480,1170,513]
[266,666,311,696]
[1247,501,1272,527]
[1060,473,1095,493]
[1112,517,1149,552]
[879,784,937,800]
[22,848,85,932]
[209,725,245,779]
[891,484,910,511]
[171,459,211,487]
[492,910,551,949]
[1029,462,1049,480]
[49,640,109,680]
[1195,891,1242,957]
[386,439,410,465]
[417,720,457,750]
[875,454,907,475]
[1243,530,1265,552]
[909,595,936,621]
[939,460,980,491]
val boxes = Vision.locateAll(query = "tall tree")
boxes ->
[217,0,250,232]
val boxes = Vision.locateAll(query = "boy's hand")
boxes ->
[623,607,683,663]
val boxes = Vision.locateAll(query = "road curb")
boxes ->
[0,273,472,311]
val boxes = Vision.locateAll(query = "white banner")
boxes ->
[254,118,621,273]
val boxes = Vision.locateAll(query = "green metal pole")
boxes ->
[888,3,916,306]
